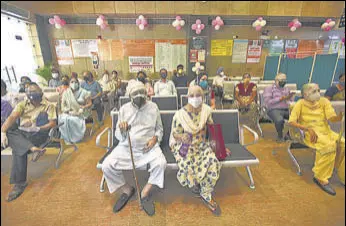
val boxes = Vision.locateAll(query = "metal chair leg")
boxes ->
[100,175,106,193]
[256,118,263,138]
[55,145,64,169]
[287,145,302,176]
[246,166,255,189]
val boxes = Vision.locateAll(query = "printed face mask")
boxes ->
[188,96,203,108]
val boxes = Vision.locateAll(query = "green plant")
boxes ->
[35,63,52,82]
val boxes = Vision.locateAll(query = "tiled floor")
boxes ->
[1,115,345,226]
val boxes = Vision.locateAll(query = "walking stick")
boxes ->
[127,127,142,209]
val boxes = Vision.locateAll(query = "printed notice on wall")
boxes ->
[232,40,248,63]
[210,40,233,56]
[110,40,124,60]
[55,40,74,65]
[328,40,342,54]
[269,40,285,56]
[71,39,98,58]
[97,40,111,61]
[285,40,299,59]
[123,40,155,56]
[155,40,187,71]
[246,40,263,63]
[129,56,154,73]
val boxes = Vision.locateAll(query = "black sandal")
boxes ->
[201,197,221,216]
[113,187,135,213]
[141,195,155,216]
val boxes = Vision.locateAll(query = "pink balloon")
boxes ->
[325,26,332,31]
[54,16,61,24]
[191,24,197,30]
[49,18,55,25]
[142,19,148,26]
[136,19,141,26]
[60,19,66,26]
[176,25,182,31]
[212,20,217,26]
[217,20,223,26]
[196,19,201,25]
[99,15,105,20]
[256,25,262,31]
[176,16,181,20]
[196,29,201,34]
[53,15,60,20]
[326,19,332,23]
[288,22,294,27]
[200,24,205,30]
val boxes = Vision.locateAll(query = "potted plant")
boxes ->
[35,63,53,83]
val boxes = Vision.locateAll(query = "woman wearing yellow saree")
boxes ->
[289,83,344,196]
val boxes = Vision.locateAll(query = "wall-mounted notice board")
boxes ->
[71,39,98,58]
[210,39,233,56]
[122,40,155,56]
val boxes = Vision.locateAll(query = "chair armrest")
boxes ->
[241,125,259,147]
[284,122,305,143]
[96,127,112,150]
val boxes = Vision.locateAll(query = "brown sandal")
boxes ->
[201,197,221,216]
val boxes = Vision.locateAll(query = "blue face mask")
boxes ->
[199,80,208,90]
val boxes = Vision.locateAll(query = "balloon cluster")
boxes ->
[136,15,148,31]
[288,18,302,32]
[49,15,66,29]
[172,16,185,31]
[191,19,205,35]
[96,15,108,30]
[192,62,204,74]
[212,16,224,31]
[321,19,336,32]
[252,17,266,31]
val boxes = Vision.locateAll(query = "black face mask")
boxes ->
[62,80,69,86]
[137,77,146,84]
[132,95,146,109]
[160,73,167,79]
[27,92,43,104]
[278,81,286,88]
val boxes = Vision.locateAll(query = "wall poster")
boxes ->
[71,39,98,58]
[246,40,263,63]
[129,56,154,73]
[123,40,155,56]
[54,40,74,65]
[285,40,299,58]
[210,39,234,56]
[232,40,248,63]
[269,40,285,56]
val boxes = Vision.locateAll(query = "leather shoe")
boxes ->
[313,178,336,196]
[113,187,135,213]
[7,183,28,202]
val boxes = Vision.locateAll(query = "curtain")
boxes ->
[310,54,338,89]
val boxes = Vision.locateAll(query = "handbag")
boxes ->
[207,123,229,160]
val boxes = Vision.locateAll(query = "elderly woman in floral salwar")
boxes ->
[289,83,344,196]
[169,85,222,216]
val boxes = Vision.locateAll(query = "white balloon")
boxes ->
[254,20,261,26]
[252,22,257,28]
[180,20,185,26]
[260,20,266,27]
[55,23,62,29]
[96,18,103,26]
[195,62,200,67]
[192,67,196,72]
[173,20,179,27]
[197,24,201,29]
[139,24,145,30]
[329,21,336,27]
[215,25,220,30]
[200,65,205,70]
[290,26,296,32]
[139,15,144,20]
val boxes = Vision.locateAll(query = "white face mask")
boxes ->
[188,96,203,108]
[220,72,224,76]
[52,73,59,79]
[306,92,321,102]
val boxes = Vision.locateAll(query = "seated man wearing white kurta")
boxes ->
[102,81,167,216]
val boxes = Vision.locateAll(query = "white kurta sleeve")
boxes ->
[114,107,127,142]
[154,106,164,143]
